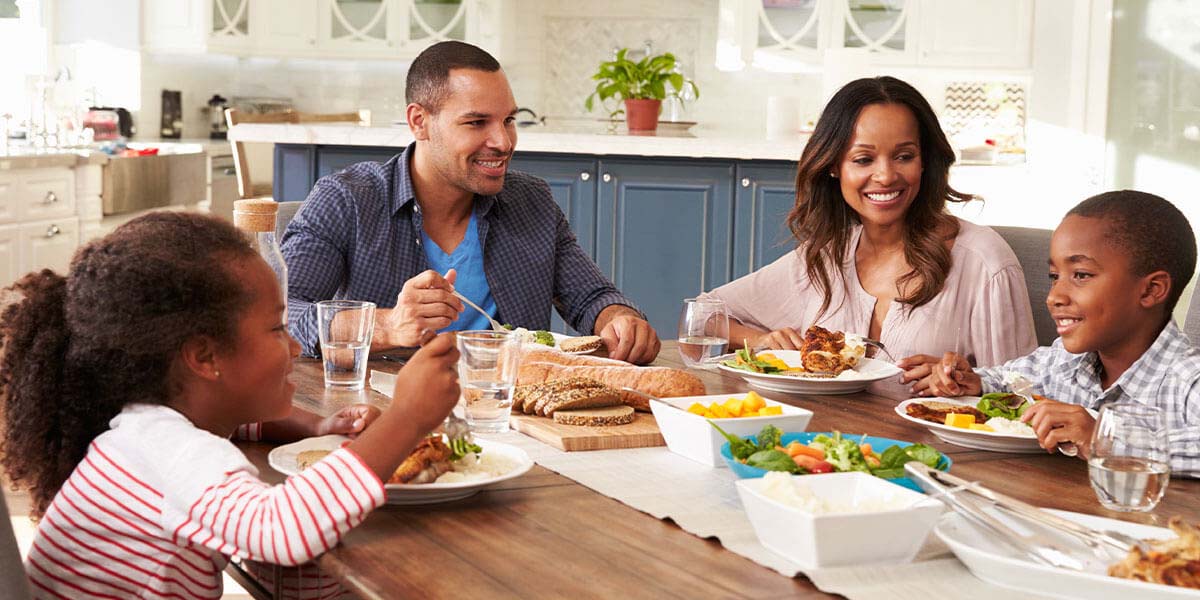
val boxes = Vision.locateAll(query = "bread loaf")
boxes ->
[516,361,705,411]
[521,347,627,367]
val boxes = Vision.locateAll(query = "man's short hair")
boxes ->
[1067,190,1198,314]
[406,41,501,113]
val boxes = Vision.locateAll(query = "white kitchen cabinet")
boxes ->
[17,169,76,223]
[21,217,79,276]
[141,0,510,61]
[0,174,18,224]
[716,0,1031,72]
[0,225,18,286]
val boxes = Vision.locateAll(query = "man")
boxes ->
[282,41,660,364]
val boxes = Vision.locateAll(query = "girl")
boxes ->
[0,212,460,598]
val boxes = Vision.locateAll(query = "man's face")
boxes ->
[417,68,518,197]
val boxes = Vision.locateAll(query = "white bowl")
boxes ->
[650,393,813,467]
[735,472,944,569]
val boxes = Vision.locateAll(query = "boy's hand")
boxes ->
[390,332,461,435]
[1021,399,1095,458]
[897,352,982,397]
[315,404,382,438]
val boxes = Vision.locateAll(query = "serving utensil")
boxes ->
[451,288,507,333]
[621,386,692,411]
[1009,375,1078,457]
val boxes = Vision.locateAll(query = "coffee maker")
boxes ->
[207,94,229,139]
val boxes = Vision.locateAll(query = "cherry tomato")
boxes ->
[808,460,835,474]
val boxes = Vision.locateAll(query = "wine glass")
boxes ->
[677,298,729,368]
[1088,403,1170,512]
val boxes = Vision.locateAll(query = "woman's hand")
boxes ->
[315,404,382,438]
[1021,399,1095,458]
[897,352,981,397]
[753,327,805,350]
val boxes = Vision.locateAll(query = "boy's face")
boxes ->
[1047,215,1151,355]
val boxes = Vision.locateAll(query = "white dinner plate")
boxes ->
[548,331,600,355]
[717,351,902,395]
[895,397,1044,453]
[268,434,534,505]
[938,508,1198,599]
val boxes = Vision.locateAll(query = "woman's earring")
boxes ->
[214,370,221,378]
[829,172,838,179]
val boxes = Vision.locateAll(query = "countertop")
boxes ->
[0,138,227,171]
[228,119,810,161]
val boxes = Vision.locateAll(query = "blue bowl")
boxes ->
[719,432,952,493]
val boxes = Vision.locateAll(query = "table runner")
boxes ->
[369,371,1051,599]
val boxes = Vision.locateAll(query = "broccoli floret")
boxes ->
[533,330,556,346]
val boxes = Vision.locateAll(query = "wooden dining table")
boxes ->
[238,341,1200,599]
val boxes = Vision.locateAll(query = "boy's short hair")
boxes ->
[405,41,501,114]
[1068,190,1197,314]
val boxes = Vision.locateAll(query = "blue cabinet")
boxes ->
[733,163,798,278]
[595,159,737,336]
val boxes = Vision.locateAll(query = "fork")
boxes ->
[862,337,896,362]
[1010,375,1078,457]
[451,289,507,333]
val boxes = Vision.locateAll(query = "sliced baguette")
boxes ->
[540,386,621,416]
[553,405,635,427]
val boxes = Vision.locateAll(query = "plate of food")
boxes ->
[716,424,951,493]
[510,327,603,355]
[717,326,901,394]
[268,434,534,504]
[896,394,1043,453]
[938,509,1200,598]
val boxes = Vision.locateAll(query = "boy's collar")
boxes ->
[1075,321,1187,400]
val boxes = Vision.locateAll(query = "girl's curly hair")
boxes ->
[0,211,258,516]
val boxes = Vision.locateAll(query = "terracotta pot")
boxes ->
[623,98,661,132]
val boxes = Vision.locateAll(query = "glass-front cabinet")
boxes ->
[142,0,509,60]
[717,0,1030,72]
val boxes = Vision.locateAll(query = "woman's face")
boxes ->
[837,103,923,229]
[216,256,301,424]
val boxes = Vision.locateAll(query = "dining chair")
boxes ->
[275,200,303,240]
[224,108,370,200]
[993,226,1056,347]
[0,492,32,600]
[1183,286,1200,344]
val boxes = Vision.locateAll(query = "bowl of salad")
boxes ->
[714,423,951,492]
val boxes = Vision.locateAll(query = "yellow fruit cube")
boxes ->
[969,424,995,432]
[743,391,766,412]
[710,404,731,419]
[945,413,976,428]
[757,353,790,371]
[686,403,708,416]
[759,405,783,416]
[723,398,745,417]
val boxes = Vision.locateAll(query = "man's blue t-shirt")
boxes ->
[420,212,496,331]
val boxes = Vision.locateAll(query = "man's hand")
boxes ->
[1022,399,1095,458]
[897,352,982,397]
[315,404,382,438]
[375,269,463,349]
[595,305,660,364]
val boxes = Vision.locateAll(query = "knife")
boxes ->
[1009,375,1078,457]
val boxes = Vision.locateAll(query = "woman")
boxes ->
[702,76,1036,398]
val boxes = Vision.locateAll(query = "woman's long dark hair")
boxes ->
[788,76,973,318]
[0,212,257,516]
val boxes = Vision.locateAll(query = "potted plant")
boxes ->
[584,48,699,133]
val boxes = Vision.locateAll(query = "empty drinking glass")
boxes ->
[677,298,729,368]
[1088,403,1170,512]
[316,300,376,390]
[457,330,521,433]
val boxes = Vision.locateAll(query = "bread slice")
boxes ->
[558,335,603,353]
[296,450,331,470]
[540,386,621,416]
[553,405,635,426]
[514,378,605,414]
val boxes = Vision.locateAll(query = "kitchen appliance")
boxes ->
[161,90,182,139]
[102,151,207,215]
[207,94,229,139]
[83,107,134,140]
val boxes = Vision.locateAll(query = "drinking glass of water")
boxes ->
[316,300,376,390]
[677,298,729,368]
[457,330,521,433]
[1088,403,1170,512]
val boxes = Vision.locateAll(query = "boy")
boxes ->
[899,190,1200,477]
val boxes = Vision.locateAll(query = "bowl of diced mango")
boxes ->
[650,391,814,467]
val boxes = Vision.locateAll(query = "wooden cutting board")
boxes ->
[509,412,665,451]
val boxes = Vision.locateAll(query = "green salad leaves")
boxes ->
[712,424,944,480]
[977,392,1030,420]
[710,422,801,473]
[721,347,783,374]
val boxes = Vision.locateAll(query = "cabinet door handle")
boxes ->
[579,171,590,181]
[602,173,612,183]
[223,167,237,176]
[741,178,751,188]
[45,225,61,238]
[43,191,58,204]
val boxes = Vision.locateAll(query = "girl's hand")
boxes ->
[1022,399,1095,458]
[316,404,382,438]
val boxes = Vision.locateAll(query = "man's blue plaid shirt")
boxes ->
[281,144,639,355]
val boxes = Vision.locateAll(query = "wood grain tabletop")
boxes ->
[240,342,1200,599]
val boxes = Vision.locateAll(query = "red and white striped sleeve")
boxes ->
[232,422,263,441]
[167,448,385,566]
